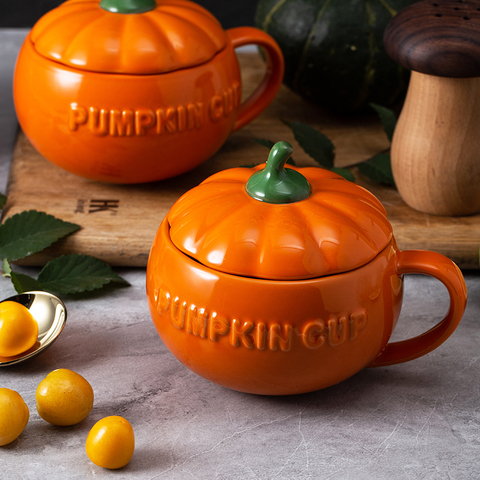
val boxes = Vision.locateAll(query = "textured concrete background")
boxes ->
[1,30,480,479]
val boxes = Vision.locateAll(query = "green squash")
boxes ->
[254,0,416,113]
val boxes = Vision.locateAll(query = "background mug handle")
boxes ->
[368,250,467,367]
[226,26,284,132]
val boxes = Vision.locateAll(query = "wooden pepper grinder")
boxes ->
[384,0,480,216]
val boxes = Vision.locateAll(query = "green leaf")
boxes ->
[2,259,43,294]
[330,167,356,182]
[10,273,43,294]
[358,153,395,186]
[282,120,335,169]
[0,194,6,209]
[252,138,296,165]
[370,103,397,143]
[1,258,11,277]
[37,254,129,294]
[0,210,81,262]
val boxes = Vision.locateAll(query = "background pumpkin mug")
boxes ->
[13,0,284,184]
[146,142,468,395]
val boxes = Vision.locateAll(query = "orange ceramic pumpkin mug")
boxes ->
[146,142,468,395]
[13,0,284,184]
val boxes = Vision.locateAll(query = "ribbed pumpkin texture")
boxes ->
[31,0,227,74]
[167,163,392,279]
[13,0,284,183]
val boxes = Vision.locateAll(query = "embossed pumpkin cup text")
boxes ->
[13,0,284,184]
[146,142,467,395]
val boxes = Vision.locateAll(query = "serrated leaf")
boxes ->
[370,103,397,142]
[10,272,43,294]
[37,254,129,294]
[358,153,395,186]
[252,138,296,165]
[330,167,356,182]
[2,259,42,294]
[0,194,6,209]
[282,120,335,169]
[0,210,81,262]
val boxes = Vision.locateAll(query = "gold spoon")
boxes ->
[0,291,67,366]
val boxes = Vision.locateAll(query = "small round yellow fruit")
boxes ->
[86,416,135,469]
[0,301,38,357]
[36,369,94,426]
[0,388,29,446]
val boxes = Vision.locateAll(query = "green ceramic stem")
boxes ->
[246,141,311,204]
[100,0,156,14]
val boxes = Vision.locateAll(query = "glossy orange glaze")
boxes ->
[146,161,467,395]
[147,218,466,395]
[13,1,284,184]
[30,0,227,75]
[168,166,393,279]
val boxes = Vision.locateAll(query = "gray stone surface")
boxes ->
[1,30,479,479]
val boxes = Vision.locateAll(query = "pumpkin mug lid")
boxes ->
[167,142,393,280]
[29,0,227,75]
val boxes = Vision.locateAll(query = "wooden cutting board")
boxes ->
[2,51,480,268]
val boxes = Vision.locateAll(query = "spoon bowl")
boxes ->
[0,291,67,366]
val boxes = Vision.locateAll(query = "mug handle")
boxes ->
[226,27,284,132]
[368,250,467,367]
